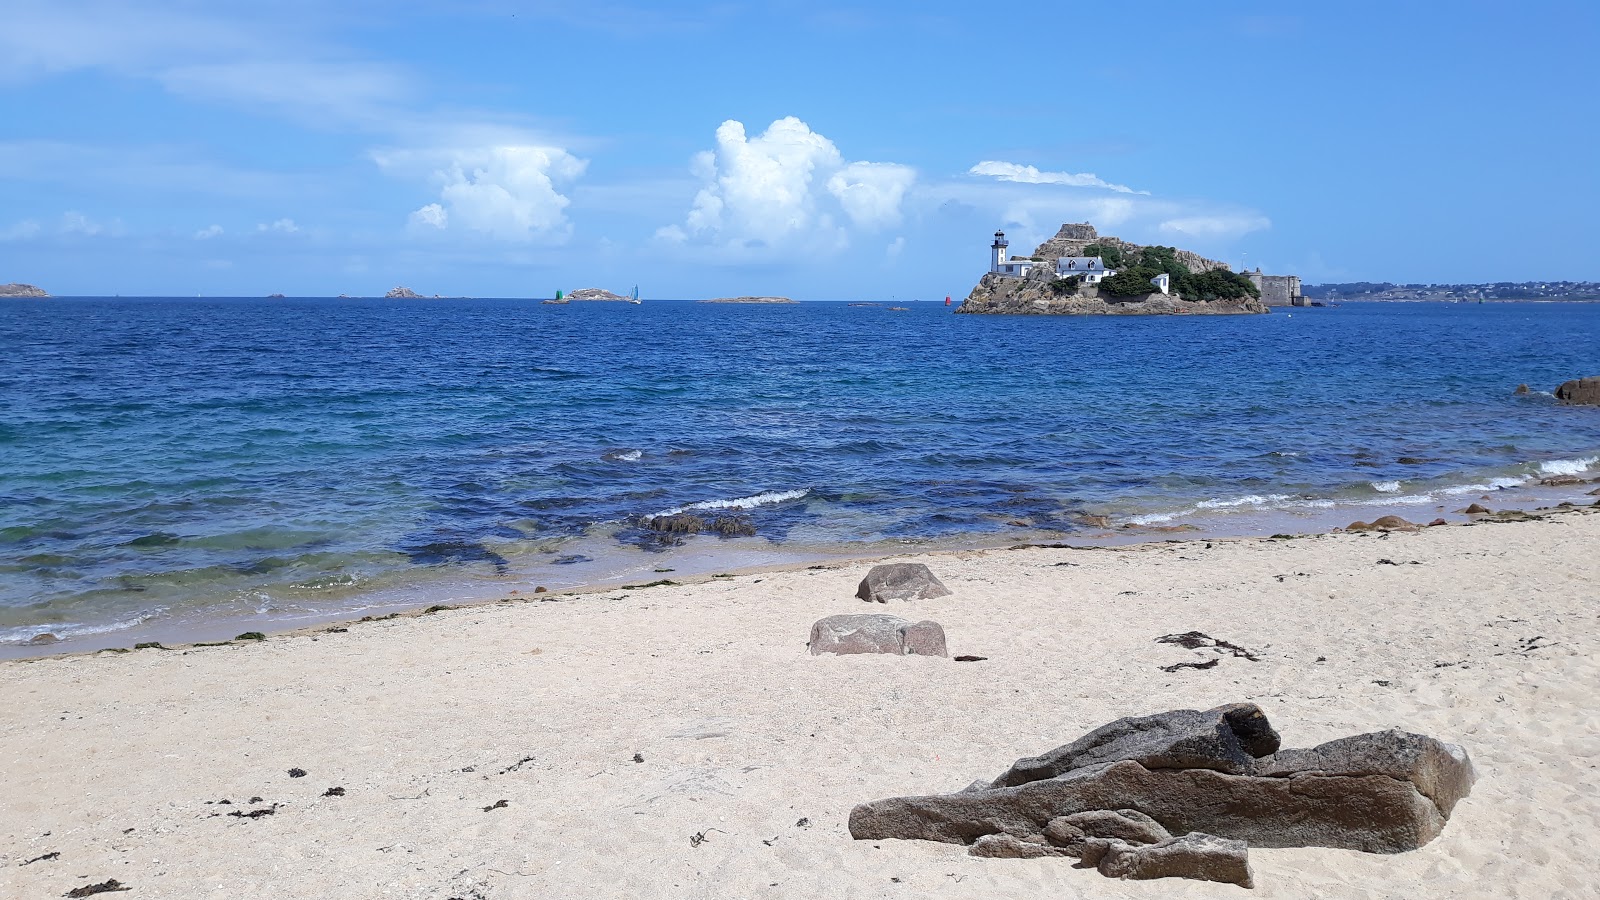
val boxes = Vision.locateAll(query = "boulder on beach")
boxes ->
[808,614,947,657]
[848,703,1476,885]
[1554,376,1600,406]
[1460,504,1492,515]
[1346,515,1420,532]
[855,563,953,603]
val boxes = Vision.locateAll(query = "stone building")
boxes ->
[1246,269,1306,307]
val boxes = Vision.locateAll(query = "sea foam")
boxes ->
[653,489,810,518]
[1540,456,1598,476]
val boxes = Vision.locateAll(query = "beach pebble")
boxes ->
[855,563,952,603]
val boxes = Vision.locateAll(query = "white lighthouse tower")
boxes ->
[989,229,1009,273]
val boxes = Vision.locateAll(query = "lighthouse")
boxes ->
[989,229,1009,273]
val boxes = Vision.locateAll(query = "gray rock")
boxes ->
[1044,809,1170,852]
[1097,832,1253,888]
[848,707,1474,855]
[968,833,1071,859]
[1555,376,1600,406]
[992,702,1280,787]
[855,563,952,603]
[808,614,947,657]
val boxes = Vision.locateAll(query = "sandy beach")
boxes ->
[3,508,1597,899]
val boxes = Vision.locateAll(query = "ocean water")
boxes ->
[3,297,1599,651]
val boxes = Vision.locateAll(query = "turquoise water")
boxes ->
[3,298,1598,649]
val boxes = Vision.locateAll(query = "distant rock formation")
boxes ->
[385,286,422,299]
[958,224,1267,317]
[568,287,630,302]
[0,283,49,297]
[267,293,286,299]
[699,296,796,304]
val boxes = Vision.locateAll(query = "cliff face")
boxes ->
[956,268,1268,316]
[956,224,1266,316]
[0,283,49,297]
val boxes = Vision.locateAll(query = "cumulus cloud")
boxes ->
[659,116,917,256]
[257,218,298,233]
[968,160,1145,195]
[194,224,223,239]
[378,145,586,242]
[61,211,104,235]
[1158,215,1272,238]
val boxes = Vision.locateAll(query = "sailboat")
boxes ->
[628,285,642,304]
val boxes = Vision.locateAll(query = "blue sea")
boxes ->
[3,297,1598,653]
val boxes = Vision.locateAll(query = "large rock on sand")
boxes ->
[1096,832,1253,888]
[855,563,952,603]
[809,614,947,657]
[1555,376,1600,406]
[848,704,1475,855]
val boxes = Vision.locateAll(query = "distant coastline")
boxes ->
[1306,280,1600,303]
[699,296,795,304]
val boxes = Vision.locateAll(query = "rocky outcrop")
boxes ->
[386,286,423,299]
[957,269,1267,317]
[568,288,630,302]
[1554,377,1600,406]
[855,563,952,603]
[848,704,1475,861]
[699,296,796,304]
[808,614,947,657]
[1096,832,1253,888]
[1030,223,1231,274]
[0,283,49,297]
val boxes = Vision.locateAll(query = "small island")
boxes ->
[267,293,286,299]
[0,283,49,298]
[568,288,632,302]
[956,223,1275,316]
[698,296,796,304]
[386,286,423,299]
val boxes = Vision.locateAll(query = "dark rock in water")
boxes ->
[24,633,60,646]
[1515,383,1531,395]
[1097,832,1253,887]
[1540,475,1585,486]
[553,554,592,565]
[1396,456,1433,465]
[1554,376,1600,406]
[809,614,947,657]
[848,705,1475,859]
[123,531,182,548]
[856,563,952,603]
[403,540,510,574]
[992,703,1279,788]
[644,513,756,537]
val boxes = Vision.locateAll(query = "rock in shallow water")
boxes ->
[855,563,952,602]
[1554,376,1600,405]
[808,614,946,657]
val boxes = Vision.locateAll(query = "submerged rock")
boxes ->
[1554,376,1600,406]
[643,513,756,537]
[855,563,953,603]
[809,614,947,657]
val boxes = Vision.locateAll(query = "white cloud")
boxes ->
[194,224,223,239]
[661,116,916,258]
[886,236,906,259]
[258,218,299,233]
[0,220,41,241]
[60,211,103,235]
[409,203,447,230]
[1158,215,1272,238]
[968,160,1145,195]
[378,145,587,242]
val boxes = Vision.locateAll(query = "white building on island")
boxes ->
[989,230,1115,283]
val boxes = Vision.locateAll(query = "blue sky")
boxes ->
[2,1,1595,298]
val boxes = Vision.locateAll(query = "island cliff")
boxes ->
[956,224,1268,316]
[698,296,796,304]
[0,283,49,298]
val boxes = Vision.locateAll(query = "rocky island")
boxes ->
[386,286,423,299]
[957,224,1269,316]
[568,288,633,302]
[0,283,49,298]
[698,296,796,304]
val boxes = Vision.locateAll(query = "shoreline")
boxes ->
[2,506,1596,897]
[6,478,1596,663]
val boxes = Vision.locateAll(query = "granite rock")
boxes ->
[1097,832,1253,888]
[809,614,947,657]
[1554,376,1600,406]
[855,563,952,603]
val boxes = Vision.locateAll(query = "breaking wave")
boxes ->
[651,489,810,518]
[1540,456,1598,476]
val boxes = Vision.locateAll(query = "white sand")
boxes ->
[3,510,1598,898]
